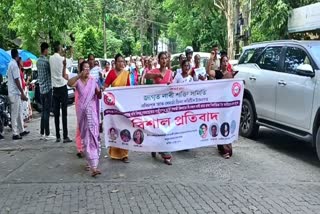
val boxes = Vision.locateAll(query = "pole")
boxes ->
[103,1,107,59]
[152,23,155,56]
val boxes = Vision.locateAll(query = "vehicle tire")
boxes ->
[33,102,42,113]
[240,98,259,139]
[315,126,320,161]
[68,99,74,105]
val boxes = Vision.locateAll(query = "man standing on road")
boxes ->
[37,42,55,141]
[7,49,29,140]
[49,41,72,143]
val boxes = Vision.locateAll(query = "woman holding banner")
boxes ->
[214,54,234,159]
[68,61,102,177]
[104,53,131,163]
[144,52,173,165]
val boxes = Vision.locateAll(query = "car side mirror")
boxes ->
[296,64,315,77]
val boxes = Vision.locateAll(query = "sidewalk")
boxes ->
[0,107,75,151]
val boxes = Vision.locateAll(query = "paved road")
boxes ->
[0,106,320,214]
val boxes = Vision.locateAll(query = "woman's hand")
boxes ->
[199,75,206,81]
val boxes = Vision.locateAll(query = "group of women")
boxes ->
[68,49,236,177]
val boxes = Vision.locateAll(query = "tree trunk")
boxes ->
[226,0,235,59]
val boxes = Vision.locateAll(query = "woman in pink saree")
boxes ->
[144,52,173,165]
[68,61,102,177]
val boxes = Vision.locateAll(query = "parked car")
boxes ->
[29,68,75,113]
[234,40,320,160]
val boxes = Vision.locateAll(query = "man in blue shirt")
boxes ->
[37,42,55,140]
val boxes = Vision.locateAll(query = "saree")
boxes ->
[74,90,83,153]
[76,77,100,169]
[148,68,173,84]
[216,70,233,158]
[107,70,130,160]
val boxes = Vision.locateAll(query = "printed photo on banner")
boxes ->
[230,120,236,134]
[220,122,230,137]
[120,129,131,142]
[210,123,219,137]
[199,124,208,139]
[133,129,144,144]
[109,128,118,142]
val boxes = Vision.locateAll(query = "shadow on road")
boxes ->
[254,128,320,167]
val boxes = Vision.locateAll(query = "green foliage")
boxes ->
[0,0,16,49]
[163,0,227,52]
[2,0,320,58]
[9,0,83,54]
[250,0,320,43]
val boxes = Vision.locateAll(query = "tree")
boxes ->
[163,0,227,53]
[213,0,238,58]
[0,0,16,49]
[9,0,83,54]
[249,0,320,43]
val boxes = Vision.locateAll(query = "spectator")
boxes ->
[88,54,101,82]
[37,42,55,140]
[0,74,4,140]
[111,60,115,70]
[185,46,194,67]
[7,49,29,140]
[103,61,111,78]
[174,54,186,76]
[206,44,221,79]
[49,41,72,143]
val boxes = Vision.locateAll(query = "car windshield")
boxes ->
[309,45,320,65]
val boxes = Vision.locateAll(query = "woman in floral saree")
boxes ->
[144,52,173,165]
[68,61,102,177]
[104,53,131,163]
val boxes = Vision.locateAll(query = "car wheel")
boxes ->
[33,102,42,113]
[315,126,320,161]
[240,98,259,139]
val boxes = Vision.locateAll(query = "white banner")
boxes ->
[103,79,244,152]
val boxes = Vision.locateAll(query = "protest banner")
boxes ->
[103,79,244,152]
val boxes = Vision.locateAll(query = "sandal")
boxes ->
[222,153,230,159]
[122,157,130,163]
[91,171,99,177]
[76,152,83,158]
[151,152,156,158]
[96,169,102,175]
[164,159,172,165]
[85,165,90,171]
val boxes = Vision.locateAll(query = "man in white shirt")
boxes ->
[49,41,72,143]
[7,49,29,140]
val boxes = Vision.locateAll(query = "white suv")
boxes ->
[235,40,320,160]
